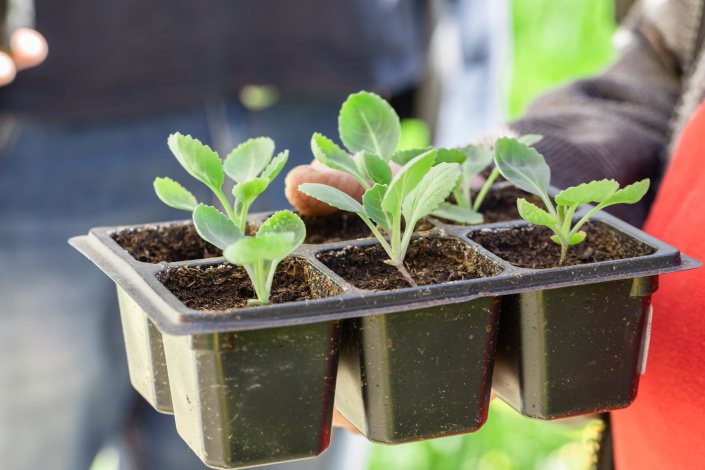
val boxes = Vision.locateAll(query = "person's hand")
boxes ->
[332,408,360,434]
[284,159,402,216]
[0,28,48,87]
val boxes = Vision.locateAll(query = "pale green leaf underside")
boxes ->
[391,147,434,167]
[602,179,650,206]
[192,204,243,251]
[153,177,198,211]
[258,210,306,255]
[431,202,484,225]
[355,151,392,185]
[402,163,461,226]
[551,231,586,245]
[311,133,366,184]
[232,177,269,204]
[224,233,296,265]
[382,149,436,213]
[517,134,544,147]
[362,184,391,232]
[435,148,467,165]
[261,150,289,182]
[460,144,493,178]
[555,179,620,206]
[494,137,551,198]
[338,91,400,160]
[168,132,223,191]
[298,183,367,215]
[517,198,558,226]
[223,137,275,183]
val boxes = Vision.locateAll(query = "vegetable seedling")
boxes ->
[300,149,461,288]
[154,132,302,305]
[493,137,650,265]
[300,90,462,287]
[431,134,544,224]
[154,132,288,233]
[222,210,305,306]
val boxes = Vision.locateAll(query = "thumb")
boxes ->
[0,52,17,86]
[10,28,48,71]
[284,162,366,216]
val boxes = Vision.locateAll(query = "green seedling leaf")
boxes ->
[391,147,434,167]
[153,177,198,211]
[311,133,367,185]
[224,233,296,266]
[192,204,243,251]
[602,179,650,206]
[338,91,400,160]
[551,231,586,245]
[460,143,494,178]
[168,133,223,191]
[354,151,392,185]
[223,137,275,183]
[555,179,620,206]
[362,184,392,232]
[431,202,484,225]
[232,177,270,204]
[298,183,367,216]
[261,150,289,182]
[435,148,467,165]
[517,134,544,147]
[258,210,306,256]
[382,148,437,213]
[402,163,461,226]
[517,198,558,226]
[494,137,551,199]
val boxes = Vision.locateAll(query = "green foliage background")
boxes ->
[366,1,618,469]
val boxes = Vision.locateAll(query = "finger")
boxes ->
[284,164,365,216]
[0,52,17,86]
[331,408,360,434]
[10,28,48,71]
[470,174,487,187]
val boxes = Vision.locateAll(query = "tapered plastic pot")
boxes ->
[334,298,499,443]
[162,321,341,469]
[117,287,173,413]
[465,209,700,420]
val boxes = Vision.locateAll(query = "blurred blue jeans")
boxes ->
[0,95,349,470]
[0,2,508,467]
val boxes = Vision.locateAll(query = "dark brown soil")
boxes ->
[469,220,656,269]
[158,257,342,310]
[440,185,546,225]
[300,212,372,244]
[113,224,221,263]
[316,236,502,291]
[475,186,546,224]
[300,212,434,244]
[112,222,257,263]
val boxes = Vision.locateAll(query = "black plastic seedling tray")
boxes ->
[70,195,700,468]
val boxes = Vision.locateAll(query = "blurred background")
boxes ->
[85,0,618,469]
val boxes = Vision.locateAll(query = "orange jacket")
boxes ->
[612,100,705,468]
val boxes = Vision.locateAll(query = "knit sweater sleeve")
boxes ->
[504,2,688,226]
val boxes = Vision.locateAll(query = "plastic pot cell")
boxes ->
[317,236,503,444]
[467,213,700,419]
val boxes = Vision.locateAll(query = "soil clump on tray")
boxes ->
[317,236,501,291]
[158,257,340,310]
[469,220,656,269]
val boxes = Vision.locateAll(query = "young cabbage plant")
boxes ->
[191,205,305,305]
[222,210,305,306]
[154,132,288,233]
[300,149,461,287]
[431,134,543,225]
[493,137,650,265]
